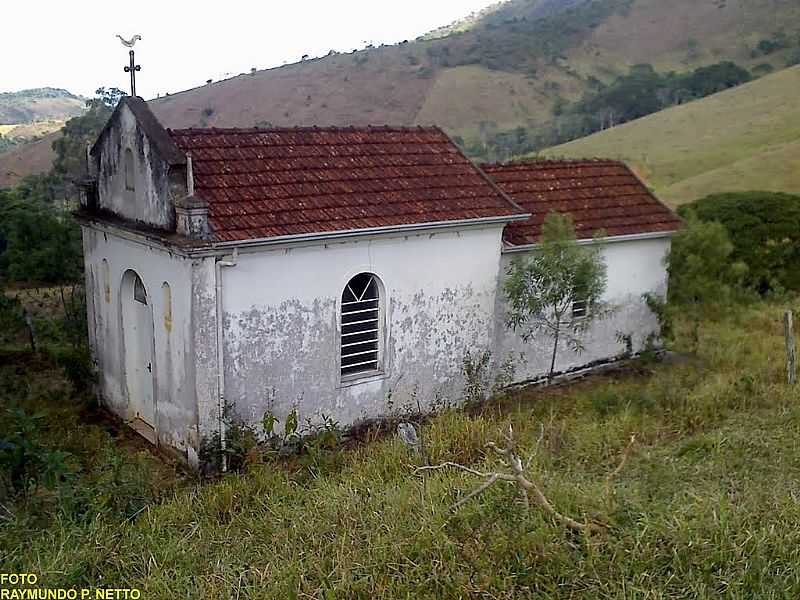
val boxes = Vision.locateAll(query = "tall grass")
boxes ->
[2,301,800,597]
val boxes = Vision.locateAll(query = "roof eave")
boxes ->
[502,229,678,254]
[192,213,532,256]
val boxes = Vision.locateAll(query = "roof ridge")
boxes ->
[482,158,624,169]
[168,125,446,135]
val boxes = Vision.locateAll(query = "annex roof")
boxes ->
[482,160,681,246]
[168,126,527,242]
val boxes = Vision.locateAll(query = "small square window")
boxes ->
[572,300,587,319]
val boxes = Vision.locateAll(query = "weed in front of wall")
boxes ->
[462,349,521,412]
[616,331,634,359]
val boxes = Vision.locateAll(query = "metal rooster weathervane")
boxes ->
[117,34,142,96]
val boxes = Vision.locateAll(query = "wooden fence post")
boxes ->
[785,311,797,385]
[23,307,38,354]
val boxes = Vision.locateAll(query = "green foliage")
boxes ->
[667,212,747,306]
[0,355,179,529]
[0,408,75,498]
[0,293,25,346]
[285,406,299,438]
[752,62,775,76]
[0,88,125,290]
[51,87,123,184]
[52,346,95,392]
[462,349,519,408]
[0,87,123,288]
[0,189,82,284]
[199,403,261,475]
[462,349,493,406]
[201,399,347,476]
[505,212,608,380]
[753,33,791,57]
[666,213,748,350]
[643,291,673,343]
[679,61,752,97]
[679,191,800,293]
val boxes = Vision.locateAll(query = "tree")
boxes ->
[667,212,747,349]
[51,87,124,188]
[505,212,608,382]
[681,61,750,97]
[0,188,82,285]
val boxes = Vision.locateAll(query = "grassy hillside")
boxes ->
[0,120,66,158]
[0,121,63,139]
[0,88,84,125]
[147,0,800,136]
[3,301,800,596]
[543,65,800,206]
[0,132,59,189]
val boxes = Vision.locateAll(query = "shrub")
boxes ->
[678,191,800,293]
[666,213,747,350]
[0,408,76,498]
[752,63,774,76]
[53,346,95,392]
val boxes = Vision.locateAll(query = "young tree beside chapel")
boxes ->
[505,212,609,382]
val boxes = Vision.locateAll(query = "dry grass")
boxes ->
[0,120,65,140]
[0,131,59,188]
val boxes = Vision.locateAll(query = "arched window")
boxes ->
[341,273,382,378]
[133,273,147,304]
[162,282,172,332]
[124,148,135,192]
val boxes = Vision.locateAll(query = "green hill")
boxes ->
[542,66,800,206]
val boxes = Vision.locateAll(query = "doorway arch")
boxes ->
[120,269,156,428]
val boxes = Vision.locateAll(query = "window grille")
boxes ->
[341,273,381,377]
[572,299,587,319]
[133,275,147,305]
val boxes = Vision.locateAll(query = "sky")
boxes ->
[1,0,500,99]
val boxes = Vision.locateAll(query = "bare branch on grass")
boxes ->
[416,424,606,534]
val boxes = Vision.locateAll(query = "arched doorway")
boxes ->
[120,270,156,429]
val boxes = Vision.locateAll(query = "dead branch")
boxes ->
[416,462,492,479]
[0,501,14,523]
[416,425,604,535]
[603,434,637,498]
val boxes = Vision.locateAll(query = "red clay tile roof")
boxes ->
[168,126,526,242]
[482,160,681,246]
